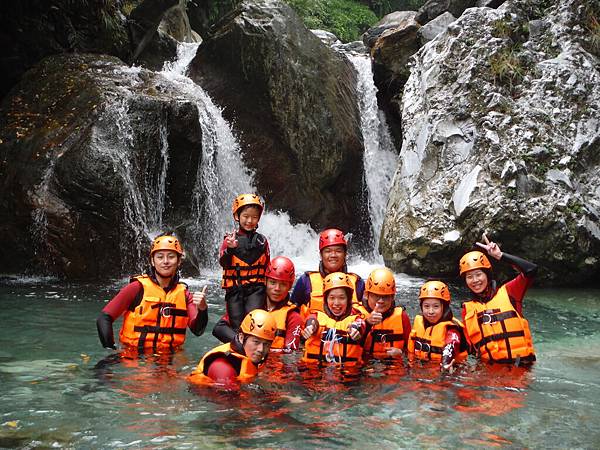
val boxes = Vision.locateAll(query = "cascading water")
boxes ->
[344,49,398,262]
[159,43,319,272]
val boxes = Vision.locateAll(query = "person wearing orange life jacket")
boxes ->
[96,235,208,353]
[188,309,276,386]
[408,281,468,371]
[219,194,271,332]
[460,234,537,366]
[291,228,364,318]
[212,256,303,352]
[356,268,411,359]
[301,272,366,367]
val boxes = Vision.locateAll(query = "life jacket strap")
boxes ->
[477,310,518,325]
[476,330,525,349]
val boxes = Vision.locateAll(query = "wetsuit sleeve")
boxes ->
[185,290,208,336]
[501,252,537,314]
[212,314,237,343]
[96,281,142,349]
[290,274,310,307]
[355,276,365,301]
[402,310,412,351]
[284,309,303,351]
[206,357,238,383]
[219,235,232,267]
[96,313,116,349]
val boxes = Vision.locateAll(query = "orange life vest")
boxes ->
[300,271,360,318]
[188,342,258,385]
[463,285,535,363]
[302,311,363,366]
[363,307,407,357]
[269,302,298,350]
[408,315,467,361]
[221,233,268,289]
[119,275,189,352]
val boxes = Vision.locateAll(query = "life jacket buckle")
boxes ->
[481,313,493,324]
[161,306,172,318]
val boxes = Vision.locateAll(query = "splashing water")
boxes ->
[345,51,398,262]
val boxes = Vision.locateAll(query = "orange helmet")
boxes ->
[240,309,276,341]
[365,268,396,296]
[418,281,451,303]
[232,194,264,218]
[459,251,492,276]
[265,256,295,284]
[319,228,347,251]
[323,272,354,297]
[150,235,183,256]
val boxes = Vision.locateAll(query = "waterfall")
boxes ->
[345,50,398,261]
[159,43,319,272]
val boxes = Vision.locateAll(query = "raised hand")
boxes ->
[225,230,238,249]
[476,232,502,260]
[192,285,208,310]
[301,324,315,340]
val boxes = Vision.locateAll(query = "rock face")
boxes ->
[381,0,600,286]
[0,54,203,278]
[190,0,371,246]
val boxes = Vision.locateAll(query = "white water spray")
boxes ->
[346,51,398,262]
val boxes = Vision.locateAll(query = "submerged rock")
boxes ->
[381,0,600,286]
[190,0,370,246]
[0,54,203,278]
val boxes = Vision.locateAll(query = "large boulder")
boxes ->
[380,0,600,286]
[415,0,476,25]
[189,0,371,246]
[0,54,203,278]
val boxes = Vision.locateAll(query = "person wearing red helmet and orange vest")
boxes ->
[291,228,364,319]
[213,256,303,352]
[219,194,271,332]
[96,235,208,353]
[301,272,366,367]
[188,309,276,386]
[459,234,537,366]
[408,281,468,371]
[356,268,412,359]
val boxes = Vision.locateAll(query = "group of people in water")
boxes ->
[96,193,537,386]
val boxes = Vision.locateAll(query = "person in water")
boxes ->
[301,272,366,366]
[96,235,208,353]
[291,228,364,318]
[408,281,467,371]
[357,267,411,359]
[213,256,303,352]
[189,309,276,385]
[460,234,537,365]
[219,194,270,331]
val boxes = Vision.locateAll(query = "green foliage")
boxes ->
[584,2,600,56]
[489,47,527,88]
[285,0,379,42]
[366,0,426,16]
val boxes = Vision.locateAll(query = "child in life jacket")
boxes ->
[459,234,537,365]
[188,309,276,386]
[212,256,303,352]
[357,268,411,359]
[301,272,366,366]
[408,281,467,371]
[219,194,270,332]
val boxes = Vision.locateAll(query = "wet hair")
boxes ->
[237,204,262,216]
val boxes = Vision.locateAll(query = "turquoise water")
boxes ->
[1,277,599,449]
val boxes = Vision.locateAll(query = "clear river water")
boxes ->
[1,272,599,449]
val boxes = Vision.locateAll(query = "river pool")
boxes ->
[0,275,599,449]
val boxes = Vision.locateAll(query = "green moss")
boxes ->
[285,0,379,42]
[489,46,527,88]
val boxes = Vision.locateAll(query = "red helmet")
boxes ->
[265,256,295,284]
[318,228,347,251]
